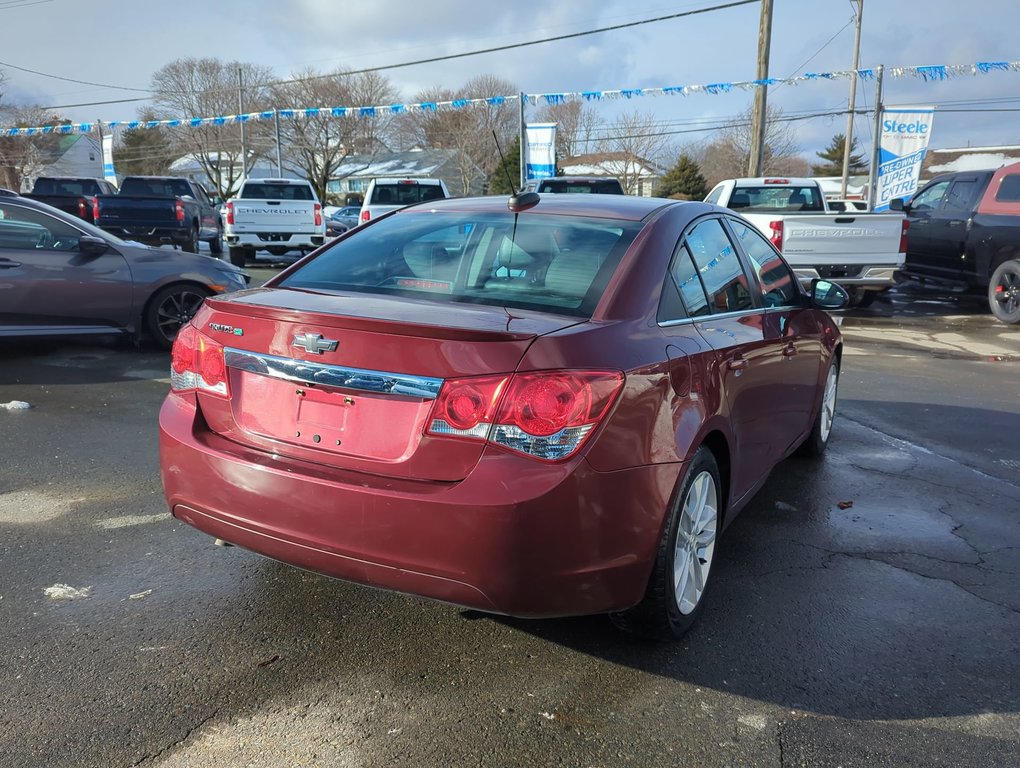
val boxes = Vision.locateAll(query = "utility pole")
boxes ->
[747,0,774,177]
[237,67,248,184]
[840,0,864,199]
[274,109,283,176]
[867,64,885,209]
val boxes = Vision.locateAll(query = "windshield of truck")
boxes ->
[728,185,826,213]
[241,183,315,201]
[279,210,640,318]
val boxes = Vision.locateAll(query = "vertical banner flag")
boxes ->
[101,133,118,186]
[524,123,557,181]
[874,107,935,210]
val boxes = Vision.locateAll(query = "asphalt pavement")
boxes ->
[1,284,1017,768]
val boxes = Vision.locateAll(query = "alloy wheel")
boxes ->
[673,471,718,615]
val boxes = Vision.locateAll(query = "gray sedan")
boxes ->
[0,191,248,348]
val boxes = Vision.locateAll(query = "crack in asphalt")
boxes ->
[839,414,1020,493]
[777,720,785,768]
[129,709,220,767]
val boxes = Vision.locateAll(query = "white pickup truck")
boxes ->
[705,177,907,306]
[224,178,326,266]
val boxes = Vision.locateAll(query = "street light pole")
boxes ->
[841,0,864,199]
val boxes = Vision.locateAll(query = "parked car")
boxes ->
[91,176,223,255]
[358,178,449,225]
[706,177,907,307]
[159,192,847,639]
[325,205,361,237]
[0,192,248,348]
[24,176,118,221]
[899,162,1020,324]
[524,176,625,195]
[224,178,326,266]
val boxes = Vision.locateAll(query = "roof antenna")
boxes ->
[493,130,540,212]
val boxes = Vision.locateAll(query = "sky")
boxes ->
[0,0,1018,161]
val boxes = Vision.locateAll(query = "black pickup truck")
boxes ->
[91,176,223,254]
[901,161,1020,323]
[24,176,118,221]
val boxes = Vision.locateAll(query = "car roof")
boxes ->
[396,194,689,222]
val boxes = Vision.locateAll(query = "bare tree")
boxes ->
[0,105,65,191]
[695,104,807,186]
[589,110,670,195]
[271,68,398,201]
[394,75,519,194]
[534,100,600,164]
[149,58,275,197]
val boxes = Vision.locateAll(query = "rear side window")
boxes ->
[370,184,445,205]
[684,218,753,314]
[996,174,1020,202]
[241,183,315,201]
[945,180,980,210]
[728,185,825,212]
[280,211,640,318]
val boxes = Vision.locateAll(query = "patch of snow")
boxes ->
[44,584,92,600]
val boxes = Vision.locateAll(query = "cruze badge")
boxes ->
[292,333,338,355]
[209,323,243,336]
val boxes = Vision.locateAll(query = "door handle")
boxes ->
[727,357,748,371]
[782,343,798,357]
[0,259,22,268]
[948,220,963,227]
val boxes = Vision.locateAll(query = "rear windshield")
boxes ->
[279,211,641,318]
[120,178,197,198]
[728,185,826,212]
[538,179,624,195]
[241,183,315,201]
[369,183,446,206]
[33,179,102,196]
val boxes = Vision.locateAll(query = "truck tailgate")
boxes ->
[778,213,905,265]
[231,201,318,233]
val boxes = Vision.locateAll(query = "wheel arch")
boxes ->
[138,279,214,340]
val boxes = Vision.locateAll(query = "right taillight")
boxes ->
[175,199,186,223]
[77,198,87,219]
[360,210,370,223]
[426,370,624,461]
[769,220,784,251]
[169,324,229,397]
[225,202,234,226]
[899,218,909,254]
[90,196,100,222]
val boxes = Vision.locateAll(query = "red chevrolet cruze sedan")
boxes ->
[159,193,847,639]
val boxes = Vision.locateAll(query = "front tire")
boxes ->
[988,259,1020,324]
[611,446,721,640]
[145,284,211,349]
[797,357,840,457]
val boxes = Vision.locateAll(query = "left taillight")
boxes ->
[426,370,623,461]
[314,202,322,227]
[899,218,909,254]
[77,197,88,219]
[225,202,234,226]
[170,324,229,397]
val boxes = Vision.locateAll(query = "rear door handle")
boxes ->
[0,259,22,268]
[727,357,748,371]
[782,343,798,357]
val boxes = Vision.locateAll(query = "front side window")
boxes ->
[684,218,753,314]
[727,219,800,307]
[911,180,950,211]
[280,211,641,318]
[0,203,85,251]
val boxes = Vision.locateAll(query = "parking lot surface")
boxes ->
[1,285,1018,767]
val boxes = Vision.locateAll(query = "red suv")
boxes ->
[159,193,847,639]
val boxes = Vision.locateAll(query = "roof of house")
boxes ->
[922,145,1020,175]
[333,149,482,180]
[560,152,664,178]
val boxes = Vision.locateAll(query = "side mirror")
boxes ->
[810,279,849,311]
[889,198,905,212]
[78,235,110,257]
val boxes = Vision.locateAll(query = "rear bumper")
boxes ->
[225,232,325,250]
[100,225,190,245]
[793,265,900,289]
[159,394,679,617]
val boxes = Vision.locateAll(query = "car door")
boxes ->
[193,185,220,238]
[673,216,782,502]
[905,179,951,268]
[725,217,823,456]
[0,202,135,333]
[926,175,985,274]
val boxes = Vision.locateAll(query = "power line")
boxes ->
[0,58,152,93]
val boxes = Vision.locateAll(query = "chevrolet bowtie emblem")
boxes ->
[292,333,338,355]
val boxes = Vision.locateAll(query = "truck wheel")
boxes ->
[228,245,247,267]
[208,226,223,256]
[182,225,200,254]
[989,259,1020,324]
[849,289,876,308]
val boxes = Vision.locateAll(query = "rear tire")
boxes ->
[988,259,1020,324]
[182,225,200,254]
[849,289,876,308]
[208,226,223,255]
[610,447,721,640]
[228,245,246,267]
[797,357,840,457]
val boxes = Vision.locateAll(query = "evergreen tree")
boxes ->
[811,134,867,176]
[113,123,174,177]
[488,136,521,195]
[657,154,708,200]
